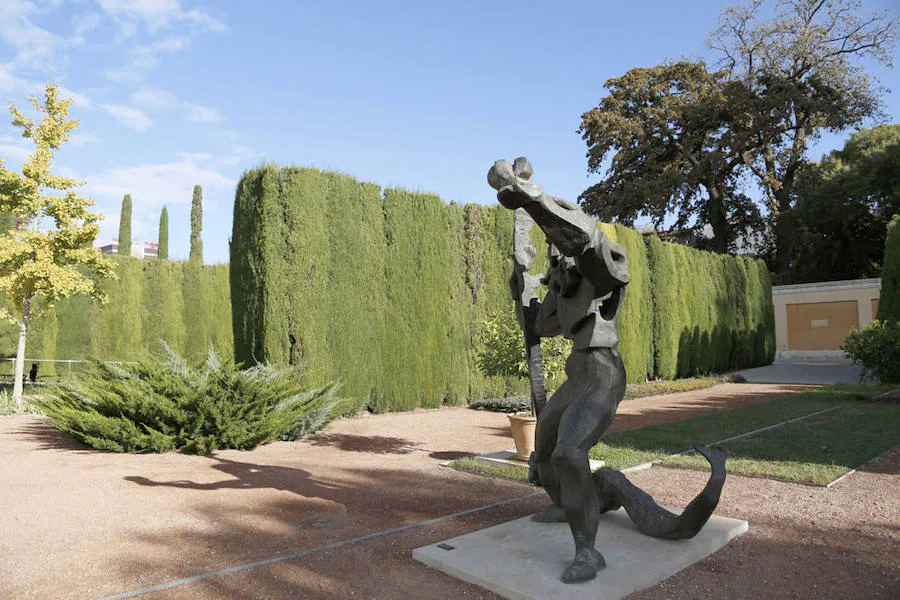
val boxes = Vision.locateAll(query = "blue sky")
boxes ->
[1,0,897,264]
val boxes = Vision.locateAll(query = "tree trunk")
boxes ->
[772,205,795,283]
[706,184,730,254]
[12,293,32,409]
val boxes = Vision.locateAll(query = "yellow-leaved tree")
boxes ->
[0,82,116,407]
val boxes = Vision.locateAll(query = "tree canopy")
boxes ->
[579,0,896,277]
[708,0,897,276]
[790,124,900,283]
[578,61,762,253]
[0,82,116,404]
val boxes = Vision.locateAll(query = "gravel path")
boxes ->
[1,382,896,599]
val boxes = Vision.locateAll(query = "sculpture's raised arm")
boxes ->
[488,157,629,295]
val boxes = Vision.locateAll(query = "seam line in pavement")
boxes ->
[98,490,544,599]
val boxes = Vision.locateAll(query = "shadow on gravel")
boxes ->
[306,432,419,454]
[110,463,537,599]
[479,424,512,438]
[15,421,93,452]
[126,456,347,497]
[607,384,814,434]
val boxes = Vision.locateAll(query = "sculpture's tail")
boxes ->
[592,444,728,540]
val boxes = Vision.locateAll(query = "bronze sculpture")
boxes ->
[489,157,728,584]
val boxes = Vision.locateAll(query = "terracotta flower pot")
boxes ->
[507,413,537,461]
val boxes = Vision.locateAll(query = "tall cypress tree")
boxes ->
[118,194,132,256]
[190,185,203,263]
[158,206,169,260]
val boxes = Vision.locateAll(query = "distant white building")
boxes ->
[98,238,159,259]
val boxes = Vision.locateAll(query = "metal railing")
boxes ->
[0,358,137,381]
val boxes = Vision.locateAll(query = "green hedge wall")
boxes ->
[232,166,775,412]
[647,235,774,379]
[877,214,900,322]
[0,256,232,377]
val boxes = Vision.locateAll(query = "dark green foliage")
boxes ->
[842,320,900,384]
[648,235,774,379]
[878,215,900,322]
[791,126,900,283]
[35,348,340,454]
[118,194,132,256]
[190,185,203,263]
[158,206,169,260]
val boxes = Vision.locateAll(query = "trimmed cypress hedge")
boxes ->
[231,165,773,412]
[0,257,232,371]
[647,235,774,379]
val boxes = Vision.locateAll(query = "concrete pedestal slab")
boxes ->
[413,508,748,600]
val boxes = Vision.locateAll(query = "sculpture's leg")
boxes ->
[529,379,570,523]
[552,350,625,583]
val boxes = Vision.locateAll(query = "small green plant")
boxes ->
[469,396,531,413]
[842,320,900,384]
[475,310,572,388]
[35,347,341,454]
[0,387,43,415]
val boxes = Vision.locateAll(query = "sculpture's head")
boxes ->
[488,157,543,209]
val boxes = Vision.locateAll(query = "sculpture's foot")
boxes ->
[531,505,567,523]
[561,547,605,583]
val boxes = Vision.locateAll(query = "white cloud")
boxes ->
[69,132,101,147]
[57,83,92,108]
[85,155,235,243]
[104,36,189,82]
[130,85,176,109]
[183,102,223,123]
[72,12,102,36]
[0,62,39,96]
[95,0,226,35]
[177,151,212,162]
[0,0,68,71]
[218,144,261,167]
[102,103,152,132]
[0,142,32,163]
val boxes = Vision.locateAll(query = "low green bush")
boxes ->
[36,347,340,454]
[468,396,531,413]
[842,320,900,384]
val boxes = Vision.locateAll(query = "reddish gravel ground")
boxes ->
[1,382,897,600]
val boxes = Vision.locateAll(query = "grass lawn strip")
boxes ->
[451,385,897,485]
[589,384,894,470]
[661,401,900,485]
[448,456,529,482]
